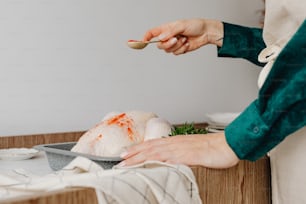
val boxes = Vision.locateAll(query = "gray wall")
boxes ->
[0,0,264,136]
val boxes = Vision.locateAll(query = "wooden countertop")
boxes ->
[0,130,271,204]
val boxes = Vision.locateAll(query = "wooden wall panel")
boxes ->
[0,131,85,149]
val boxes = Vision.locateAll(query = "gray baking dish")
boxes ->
[34,142,122,171]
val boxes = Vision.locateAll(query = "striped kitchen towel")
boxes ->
[0,157,202,204]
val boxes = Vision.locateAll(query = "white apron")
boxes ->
[258,1,306,204]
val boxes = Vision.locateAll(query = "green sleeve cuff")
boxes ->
[217,22,266,67]
[225,100,269,161]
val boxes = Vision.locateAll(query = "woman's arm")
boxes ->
[218,22,266,67]
[141,19,266,66]
[225,20,306,161]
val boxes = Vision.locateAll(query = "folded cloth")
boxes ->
[0,157,202,204]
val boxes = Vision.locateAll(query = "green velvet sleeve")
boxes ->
[218,22,266,67]
[225,20,306,161]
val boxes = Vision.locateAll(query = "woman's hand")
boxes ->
[143,19,224,55]
[119,132,239,169]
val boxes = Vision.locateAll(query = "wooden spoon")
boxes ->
[127,39,160,49]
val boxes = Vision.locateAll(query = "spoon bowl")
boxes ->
[127,40,160,50]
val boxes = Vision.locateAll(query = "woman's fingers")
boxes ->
[173,39,190,55]
[157,37,178,50]
[118,139,170,166]
[156,37,190,55]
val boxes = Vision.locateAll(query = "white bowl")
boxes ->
[206,112,240,127]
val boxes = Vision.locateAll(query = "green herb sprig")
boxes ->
[170,122,207,136]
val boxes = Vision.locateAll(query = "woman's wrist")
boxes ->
[206,19,224,47]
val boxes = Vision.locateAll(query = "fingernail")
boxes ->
[120,151,128,158]
[169,37,178,45]
[181,37,187,43]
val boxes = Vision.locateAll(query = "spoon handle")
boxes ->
[144,40,161,44]
[145,35,185,44]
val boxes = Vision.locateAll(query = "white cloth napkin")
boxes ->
[0,157,202,204]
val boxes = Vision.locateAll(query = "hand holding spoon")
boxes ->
[127,39,160,49]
